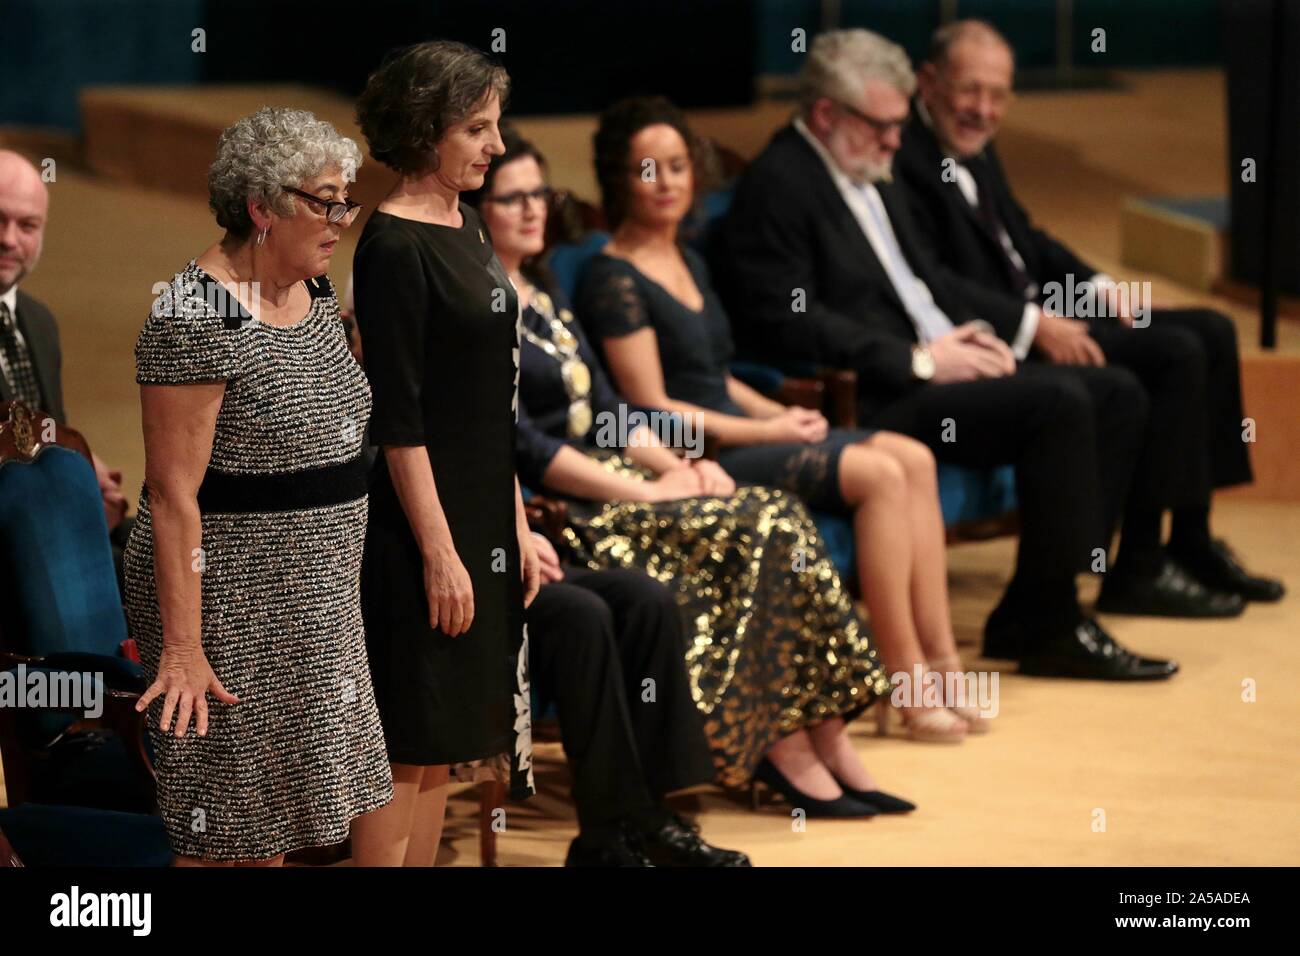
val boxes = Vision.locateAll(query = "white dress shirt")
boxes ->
[792,116,956,346]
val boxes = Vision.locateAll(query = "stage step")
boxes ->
[80,85,397,209]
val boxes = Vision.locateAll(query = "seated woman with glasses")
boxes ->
[574,96,990,743]
[464,125,914,818]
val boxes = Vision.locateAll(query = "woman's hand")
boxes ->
[424,541,475,636]
[691,459,736,496]
[518,524,541,608]
[647,466,705,502]
[531,531,565,584]
[760,406,829,445]
[136,643,240,738]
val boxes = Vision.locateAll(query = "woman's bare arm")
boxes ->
[725,374,786,418]
[141,382,224,652]
[540,445,698,503]
[384,445,475,635]
[136,382,241,736]
[600,328,776,446]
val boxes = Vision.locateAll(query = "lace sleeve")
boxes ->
[574,258,650,340]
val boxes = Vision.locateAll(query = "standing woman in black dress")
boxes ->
[351,41,539,867]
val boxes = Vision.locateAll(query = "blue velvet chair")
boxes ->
[0,401,164,865]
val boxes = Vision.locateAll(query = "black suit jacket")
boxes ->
[895,111,1099,334]
[713,124,989,411]
[1,290,66,424]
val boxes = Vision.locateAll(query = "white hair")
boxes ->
[207,106,363,239]
[799,28,917,115]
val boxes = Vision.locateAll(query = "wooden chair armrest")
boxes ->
[524,497,570,545]
[98,689,157,793]
[0,651,43,668]
[0,399,92,466]
[0,684,155,807]
[819,368,859,429]
[0,822,20,866]
[773,377,825,411]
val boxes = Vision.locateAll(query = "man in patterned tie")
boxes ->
[896,20,1282,610]
[0,150,129,575]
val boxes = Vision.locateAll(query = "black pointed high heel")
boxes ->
[827,773,917,814]
[749,759,880,818]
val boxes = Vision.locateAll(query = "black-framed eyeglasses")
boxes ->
[834,100,907,136]
[483,186,562,214]
[283,186,363,225]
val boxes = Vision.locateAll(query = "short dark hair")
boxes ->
[592,95,714,231]
[356,40,510,176]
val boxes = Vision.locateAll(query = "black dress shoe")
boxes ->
[1019,618,1179,681]
[750,759,880,818]
[827,776,916,814]
[564,824,654,867]
[638,811,751,867]
[1169,538,1285,603]
[1095,557,1244,618]
[982,600,1028,660]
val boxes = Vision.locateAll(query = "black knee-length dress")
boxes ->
[576,249,874,511]
[353,205,533,799]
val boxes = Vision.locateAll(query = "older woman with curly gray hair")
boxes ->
[123,106,394,866]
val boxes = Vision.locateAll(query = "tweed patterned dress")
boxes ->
[123,261,394,861]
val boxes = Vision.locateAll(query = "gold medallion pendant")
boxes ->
[568,400,593,438]
[561,358,592,398]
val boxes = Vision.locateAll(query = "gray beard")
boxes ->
[864,158,894,184]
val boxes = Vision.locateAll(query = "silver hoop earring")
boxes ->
[256,227,268,247]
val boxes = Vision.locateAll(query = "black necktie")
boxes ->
[965,157,1034,299]
[0,301,44,409]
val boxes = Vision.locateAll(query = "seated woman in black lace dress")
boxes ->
[465,127,914,818]
[575,97,991,743]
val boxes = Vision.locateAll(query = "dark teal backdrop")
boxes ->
[2,0,1224,131]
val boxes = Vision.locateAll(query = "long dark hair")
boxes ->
[463,124,582,291]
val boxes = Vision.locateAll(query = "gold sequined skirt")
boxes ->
[558,456,890,789]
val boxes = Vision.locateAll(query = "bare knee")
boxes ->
[841,444,907,503]
[870,432,937,491]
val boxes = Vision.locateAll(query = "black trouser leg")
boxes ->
[867,367,1101,586]
[1090,318,1212,515]
[1046,360,1154,566]
[1154,309,1253,489]
[562,567,716,798]
[527,581,656,833]
[864,363,1146,636]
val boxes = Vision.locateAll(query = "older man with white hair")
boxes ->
[714,29,1178,681]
